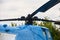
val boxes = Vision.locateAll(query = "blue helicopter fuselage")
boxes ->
[0,24,52,40]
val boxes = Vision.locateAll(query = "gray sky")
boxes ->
[0,0,60,21]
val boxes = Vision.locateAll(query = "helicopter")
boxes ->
[0,0,60,40]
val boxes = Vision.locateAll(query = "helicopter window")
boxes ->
[43,30,46,37]
[47,31,52,40]
[42,29,52,40]
[42,29,46,37]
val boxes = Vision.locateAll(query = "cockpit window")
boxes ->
[42,29,46,37]
[47,31,52,40]
[42,29,52,40]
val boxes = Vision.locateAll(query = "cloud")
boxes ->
[0,0,60,21]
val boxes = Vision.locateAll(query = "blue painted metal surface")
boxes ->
[0,24,52,40]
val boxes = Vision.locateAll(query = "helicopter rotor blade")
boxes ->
[34,18,59,22]
[0,18,60,24]
[0,18,59,22]
[30,0,60,17]
[32,18,60,25]
[0,18,25,21]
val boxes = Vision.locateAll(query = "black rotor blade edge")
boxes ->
[0,18,25,21]
[0,18,60,23]
[32,18,60,23]
[38,19,60,25]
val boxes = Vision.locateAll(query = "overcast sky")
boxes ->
[0,0,60,24]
